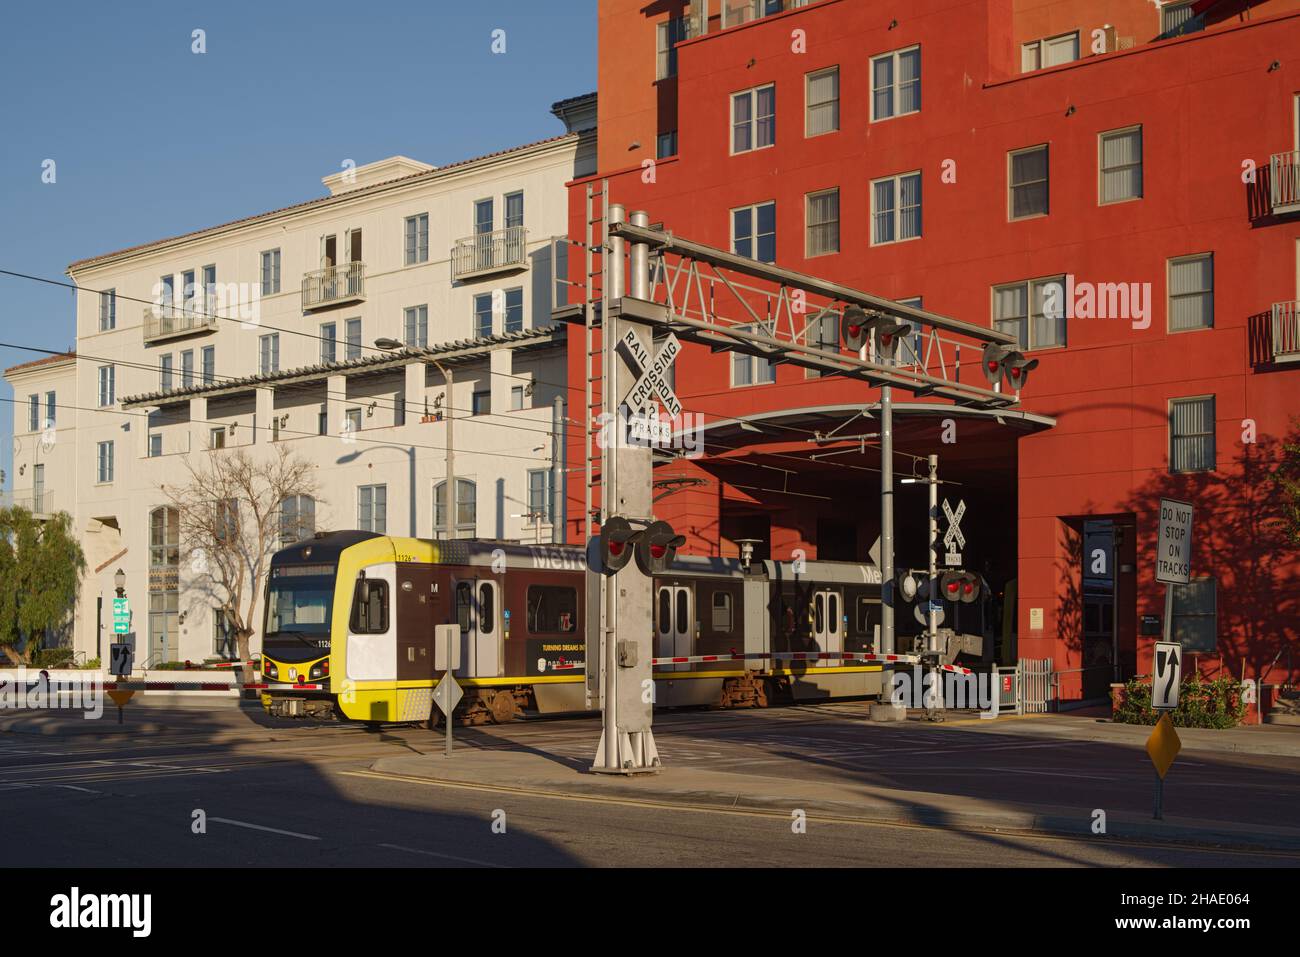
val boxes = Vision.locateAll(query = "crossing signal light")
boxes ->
[841,306,912,356]
[841,306,869,351]
[599,516,639,575]
[939,570,983,603]
[895,570,927,603]
[636,520,686,576]
[982,342,1039,391]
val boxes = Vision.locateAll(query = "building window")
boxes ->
[474,293,493,338]
[203,265,216,314]
[656,15,689,80]
[712,591,734,632]
[657,130,678,158]
[98,365,115,407]
[1021,31,1079,72]
[871,45,920,121]
[504,288,524,333]
[1168,253,1214,331]
[96,440,114,483]
[320,322,337,364]
[1161,1,1198,35]
[1009,144,1050,219]
[279,494,316,546]
[210,427,226,450]
[395,393,406,427]
[871,171,922,245]
[357,484,387,533]
[528,469,552,523]
[732,83,776,154]
[804,312,841,378]
[472,390,490,415]
[44,391,55,429]
[149,506,179,569]
[404,213,429,265]
[993,277,1067,350]
[1100,127,1143,203]
[27,394,39,432]
[805,67,839,137]
[732,201,776,264]
[213,611,235,660]
[1171,578,1216,650]
[504,191,524,230]
[511,385,525,410]
[345,408,362,434]
[805,188,840,257]
[435,479,477,537]
[201,346,215,386]
[259,334,280,374]
[1170,396,1216,473]
[181,350,194,388]
[345,318,362,360]
[159,354,173,391]
[732,326,777,386]
[404,305,429,348]
[99,289,116,331]
[149,434,162,458]
[318,407,328,435]
[260,248,281,295]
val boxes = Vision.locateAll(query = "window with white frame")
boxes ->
[210,427,226,450]
[1099,127,1143,203]
[732,84,776,154]
[804,311,840,378]
[96,440,114,483]
[149,434,162,458]
[993,276,1067,350]
[279,494,316,546]
[260,249,281,295]
[160,354,173,391]
[1161,1,1197,34]
[1170,396,1215,472]
[527,469,552,524]
[732,326,777,386]
[357,484,387,533]
[1171,577,1216,649]
[871,171,922,244]
[345,408,362,434]
[504,287,524,333]
[99,289,116,331]
[474,293,493,337]
[657,130,678,158]
[201,346,215,386]
[404,213,429,265]
[656,15,689,80]
[181,350,194,388]
[871,45,920,121]
[1168,253,1213,331]
[98,364,115,407]
[259,333,280,374]
[404,305,429,348]
[1021,31,1079,72]
[345,318,362,359]
[732,201,776,263]
[806,188,840,257]
[511,385,525,410]
[44,391,55,428]
[320,322,337,363]
[805,67,839,137]
[505,192,524,230]
[472,390,490,415]
[1009,145,1050,219]
[27,394,39,432]
[435,479,477,537]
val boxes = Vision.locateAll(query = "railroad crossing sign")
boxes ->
[1152,640,1182,711]
[112,598,130,635]
[618,327,682,419]
[1156,498,1194,585]
[942,498,966,566]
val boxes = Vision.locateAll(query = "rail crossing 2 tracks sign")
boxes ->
[617,327,682,444]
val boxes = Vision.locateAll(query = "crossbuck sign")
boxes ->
[942,498,966,566]
[618,327,682,418]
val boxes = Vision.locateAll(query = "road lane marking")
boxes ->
[209,817,321,840]
[377,842,503,867]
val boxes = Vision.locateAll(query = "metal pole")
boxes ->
[1153,771,1163,820]
[552,396,566,545]
[927,454,940,718]
[445,629,453,758]
[880,382,894,657]
[601,203,626,772]
[432,360,455,540]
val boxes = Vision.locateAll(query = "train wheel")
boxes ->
[489,690,519,724]
[754,680,770,708]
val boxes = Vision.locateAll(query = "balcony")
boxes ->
[1270,151,1300,215]
[302,261,366,311]
[143,304,218,343]
[1,490,56,516]
[450,226,528,281]
[1271,301,1300,363]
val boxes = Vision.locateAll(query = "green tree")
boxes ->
[1275,419,1300,547]
[0,507,86,663]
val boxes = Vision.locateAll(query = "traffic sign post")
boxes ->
[112,598,130,635]
[432,628,464,758]
[1149,639,1183,819]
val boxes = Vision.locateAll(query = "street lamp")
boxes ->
[374,338,403,351]
[114,568,126,599]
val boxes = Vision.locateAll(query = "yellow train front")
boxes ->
[259,530,992,724]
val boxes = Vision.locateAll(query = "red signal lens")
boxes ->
[881,334,893,346]
[1009,367,1022,380]
[848,324,862,338]
[609,540,625,556]
[986,360,999,373]
[962,583,974,596]
[649,543,667,559]
[945,581,959,595]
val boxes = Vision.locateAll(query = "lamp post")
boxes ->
[114,568,126,599]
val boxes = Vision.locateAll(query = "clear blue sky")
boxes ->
[0,0,595,489]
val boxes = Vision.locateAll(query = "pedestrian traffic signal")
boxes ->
[636,520,686,576]
[599,516,639,575]
[982,342,1039,391]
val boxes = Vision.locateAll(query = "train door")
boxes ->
[812,588,842,667]
[455,578,501,678]
[656,584,692,672]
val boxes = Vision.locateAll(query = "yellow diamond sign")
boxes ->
[1146,711,1181,779]
[107,689,135,709]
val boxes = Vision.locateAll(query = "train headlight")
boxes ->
[309,662,326,680]
[265,662,279,679]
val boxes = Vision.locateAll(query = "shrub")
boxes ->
[81,658,101,670]
[30,647,74,668]
[1114,672,1247,728]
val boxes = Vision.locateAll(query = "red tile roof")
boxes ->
[4,351,75,377]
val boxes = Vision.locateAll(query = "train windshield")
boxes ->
[265,567,335,638]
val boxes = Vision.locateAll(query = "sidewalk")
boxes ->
[370,747,1300,853]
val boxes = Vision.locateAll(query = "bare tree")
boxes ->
[162,446,321,664]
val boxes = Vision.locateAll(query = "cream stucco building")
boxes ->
[5,97,596,665]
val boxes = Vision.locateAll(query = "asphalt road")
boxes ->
[1,702,1297,867]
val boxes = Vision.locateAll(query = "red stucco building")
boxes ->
[562,0,1300,701]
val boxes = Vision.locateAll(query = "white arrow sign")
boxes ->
[1152,640,1181,711]
[618,327,682,419]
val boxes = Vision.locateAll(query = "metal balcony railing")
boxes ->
[143,303,219,342]
[301,261,366,310]
[1272,301,1300,362]
[2,491,55,515]
[1271,151,1300,214]
[450,226,528,281]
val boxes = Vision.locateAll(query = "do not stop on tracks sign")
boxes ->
[1156,498,1193,585]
